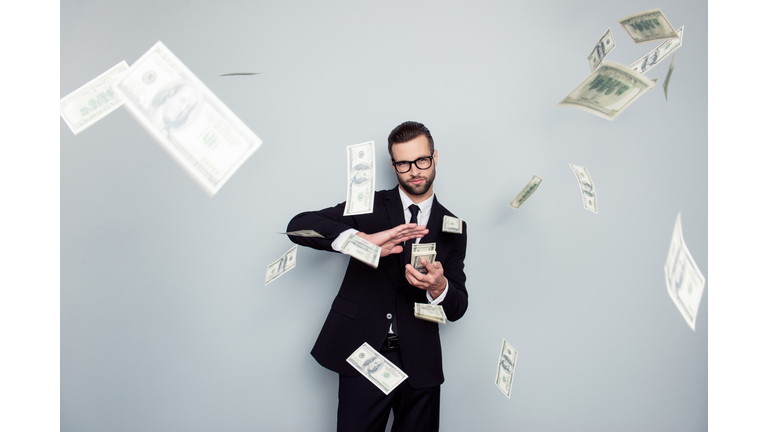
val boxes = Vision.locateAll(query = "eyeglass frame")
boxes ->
[391,154,434,173]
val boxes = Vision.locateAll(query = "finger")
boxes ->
[404,269,416,285]
[405,271,426,289]
[398,224,426,232]
[422,258,436,272]
[393,225,423,239]
[395,223,419,231]
[405,264,426,282]
[399,229,429,242]
[396,226,423,235]
[425,260,443,274]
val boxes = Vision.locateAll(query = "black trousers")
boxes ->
[337,340,441,432]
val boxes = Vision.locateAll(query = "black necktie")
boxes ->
[408,204,420,224]
[404,204,420,265]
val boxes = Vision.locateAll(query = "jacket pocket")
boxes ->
[331,296,360,319]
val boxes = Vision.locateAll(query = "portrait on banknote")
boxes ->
[148,80,203,139]
[580,179,595,202]
[351,160,373,187]
[343,141,376,216]
[363,356,384,376]
[641,49,660,73]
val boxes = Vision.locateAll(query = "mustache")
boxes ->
[408,176,428,181]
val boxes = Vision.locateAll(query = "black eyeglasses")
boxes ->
[391,155,433,173]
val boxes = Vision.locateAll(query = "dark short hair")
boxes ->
[387,121,434,158]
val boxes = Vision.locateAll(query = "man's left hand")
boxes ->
[405,259,446,298]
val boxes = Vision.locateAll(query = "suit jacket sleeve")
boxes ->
[286,202,356,252]
[439,220,468,322]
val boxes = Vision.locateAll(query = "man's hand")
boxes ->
[355,223,428,257]
[405,259,446,298]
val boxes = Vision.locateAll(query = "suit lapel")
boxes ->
[384,186,406,227]
[421,195,446,245]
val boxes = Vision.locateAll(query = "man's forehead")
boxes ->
[391,135,430,159]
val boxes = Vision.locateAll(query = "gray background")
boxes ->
[61,1,707,431]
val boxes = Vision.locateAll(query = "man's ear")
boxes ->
[433,149,438,165]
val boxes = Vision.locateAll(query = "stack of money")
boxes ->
[414,303,446,324]
[340,234,381,268]
[265,245,298,286]
[346,342,408,395]
[442,215,463,234]
[410,242,436,274]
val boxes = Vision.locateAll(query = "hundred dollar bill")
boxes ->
[346,342,408,395]
[343,141,375,216]
[508,175,543,209]
[412,242,436,254]
[278,230,325,238]
[569,164,597,213]
[60,60,129,135]
[664,212,706,331]
[495,338,518,399]
[628,26,684,75]
[442,215,463,234]
[411,250,436,274]
[340,234,381,268]
[587,28,616,72]
[265,245,297,286]
[113,41,263,196]
[663,55,675,101]
[618,8,679,44]
[414,303,446,324]
[557,61,655,121]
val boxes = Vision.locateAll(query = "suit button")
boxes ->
[386,313,392,319]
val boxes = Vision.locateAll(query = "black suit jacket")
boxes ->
[287,186,468,389]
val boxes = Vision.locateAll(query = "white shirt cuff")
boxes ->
[426,280,449,304]
[331,228,359,252]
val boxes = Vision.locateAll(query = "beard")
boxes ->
[399,168,436,196]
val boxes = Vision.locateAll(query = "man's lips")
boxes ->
[409,178,425,185]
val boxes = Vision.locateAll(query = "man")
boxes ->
[286,121,468,432]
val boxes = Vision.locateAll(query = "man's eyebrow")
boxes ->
[394,155,432,161]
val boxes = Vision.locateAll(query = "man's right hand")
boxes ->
[356,223,428,257]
